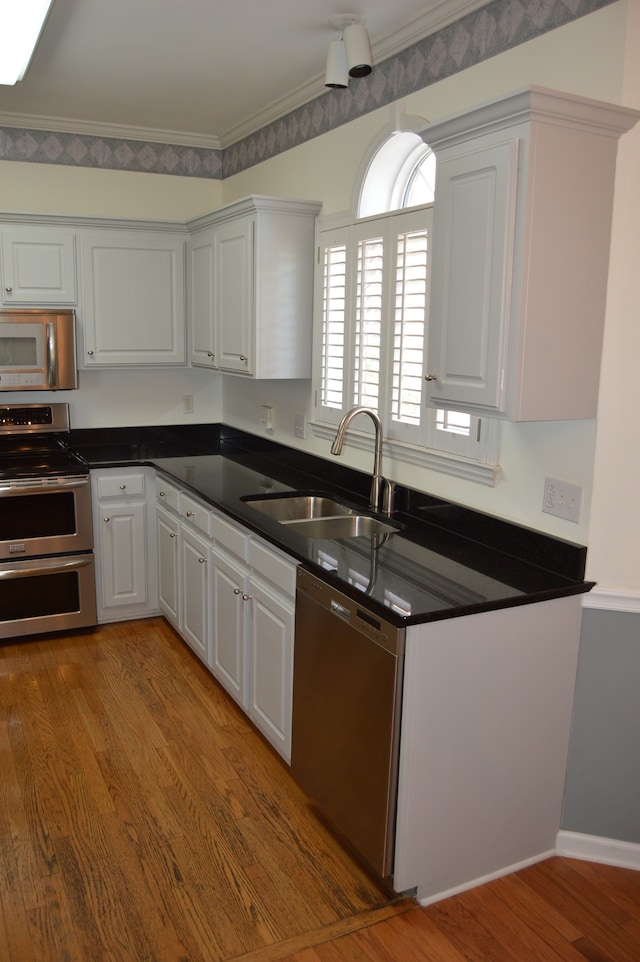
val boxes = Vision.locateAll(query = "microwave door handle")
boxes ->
[46,321,57,388]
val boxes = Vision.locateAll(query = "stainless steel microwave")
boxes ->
[0,309,77,390]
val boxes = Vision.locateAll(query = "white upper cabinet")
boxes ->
[424,87,639,421]
[81,229,186,366]
[1,229,77,305]
[189,196,321,378]
[189,227,216,368]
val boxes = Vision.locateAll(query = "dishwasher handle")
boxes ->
[330,599,350,623]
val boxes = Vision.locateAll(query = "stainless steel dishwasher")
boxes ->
[291,567,405,881]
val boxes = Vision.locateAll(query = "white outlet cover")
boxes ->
[542,476,582,523]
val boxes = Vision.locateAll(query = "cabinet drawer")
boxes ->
[249,537,297,598]
[156,480,180,512]
[180,493,212,537]
[211,512,249,561]
[97,472,145,500]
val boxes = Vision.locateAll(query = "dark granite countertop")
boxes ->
[72,423,593,628]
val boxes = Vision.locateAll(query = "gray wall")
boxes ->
[562,607,640,843]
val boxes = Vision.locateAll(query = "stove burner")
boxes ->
[0,402,88,479]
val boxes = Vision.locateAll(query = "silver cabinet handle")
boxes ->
[424,374,437,382]
[207,352,214,357]
[240,355,247,362]
[159,491,166,497]
[119,484,126,490]
[198,557,206,564]
[242,594,251,602]
[233,587,241,595]
[169,532,177,538]
[5,286,12,293]
[87,350,95,356]
[103,516,110,523]
[186,510,194,518]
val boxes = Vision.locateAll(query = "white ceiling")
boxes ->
[0,0,488,148]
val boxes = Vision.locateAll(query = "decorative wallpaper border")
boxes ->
[0,0,617,180]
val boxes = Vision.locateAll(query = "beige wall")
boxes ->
[0,160,220,221]
[584,0,640,592]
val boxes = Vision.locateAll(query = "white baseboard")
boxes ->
[556,830,640,870]
[415,836,640,905]
[416,850,556,906]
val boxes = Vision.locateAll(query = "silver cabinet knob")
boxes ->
[424,374,438,382]
[198,557,206,564]
[169,532,177,538]
[242,594,251,602]
[87,350,95,356]
[4,287,12,293]
[103,516,110,523]
[119,484,126,490]
[233,587,241,595]
[240,355,247,362]
[207,352,214,357]
[186,510,194,518]
[159,491,166,497]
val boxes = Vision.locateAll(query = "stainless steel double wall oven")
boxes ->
[0,403,97,641]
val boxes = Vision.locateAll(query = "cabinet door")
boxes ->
[214,217,254,374]
[426,139,518,413]
[247,576,294,761]
[210,547,247,703]
[81,230,186,366]
[157,506,179,629]
[190,229,217,368]
[180,526,210,663]
[98,503,147,612]
[1,230,77,304]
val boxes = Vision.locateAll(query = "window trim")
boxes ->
[309,418,501,486]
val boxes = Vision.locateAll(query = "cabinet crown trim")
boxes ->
[423,85,640,150]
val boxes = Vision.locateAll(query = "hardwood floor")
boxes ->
[1,617,638,962]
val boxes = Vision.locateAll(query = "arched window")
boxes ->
[358,132,435,217]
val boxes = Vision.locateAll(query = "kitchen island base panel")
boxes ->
[393,595,582,902]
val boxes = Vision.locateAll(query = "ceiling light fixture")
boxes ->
[325,14,373,89]
[325,38,349,89]
[0,0,55,86]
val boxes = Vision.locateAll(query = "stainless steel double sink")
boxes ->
[242,493,402,540]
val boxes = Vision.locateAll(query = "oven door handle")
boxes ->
[0,556,93,579]
[0,477,89,496]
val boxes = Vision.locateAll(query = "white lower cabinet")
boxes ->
[247,574,295,760]
[181,525,211,663]
[155,476,297,761]
[91,467,158,623]
[210,546,248,705]
[157,504,179,629]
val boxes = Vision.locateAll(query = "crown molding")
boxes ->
[217,0,491,146]
[0,111,222,150]
[0,0,490,152]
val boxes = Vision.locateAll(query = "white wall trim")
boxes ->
[556,831,640,872]
[416,850,555,906]
[582,586,640,613]
[416,835,640,905]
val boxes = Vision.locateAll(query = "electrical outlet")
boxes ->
[260,405,274,431]
[182,394,193,414]
[294,414,306,439]
[542,477,582,523]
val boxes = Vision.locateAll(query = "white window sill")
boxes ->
[309,420,501,487]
